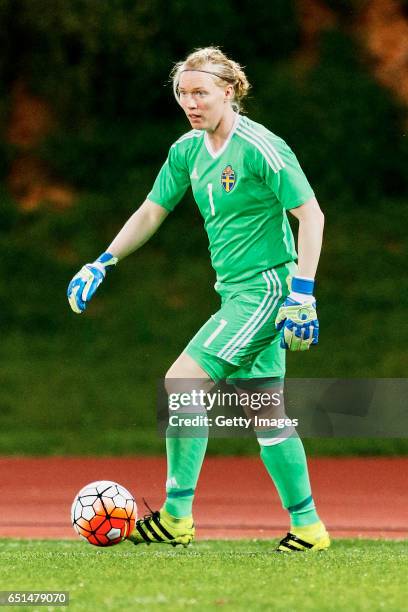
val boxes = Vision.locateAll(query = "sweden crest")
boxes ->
[221,165,236,193]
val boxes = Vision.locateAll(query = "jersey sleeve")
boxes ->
[147,143,190,212]
[257,136,315,210]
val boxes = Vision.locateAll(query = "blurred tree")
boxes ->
[0,2,407,207]
[251,30,408,204]
[0,0,299,121]
[325,0,366,20]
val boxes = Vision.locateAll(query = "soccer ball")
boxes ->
[71,480,137,546]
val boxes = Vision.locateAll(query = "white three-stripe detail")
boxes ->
[236,127,285,174]
[217,272,272,360]
[238,122,285,169]
[226,270,282,360]
[241,117,286,165]
[231,269,282,357]
[217,270,282,361]
[235,129,280,173]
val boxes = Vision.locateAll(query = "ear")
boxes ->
[224,84,234,101]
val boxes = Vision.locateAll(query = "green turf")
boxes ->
[0,539,407,611]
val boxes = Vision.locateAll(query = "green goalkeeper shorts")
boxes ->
[185,261,296,382]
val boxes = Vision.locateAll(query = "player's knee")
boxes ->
[256,425,298,447]
[165,353,213,396]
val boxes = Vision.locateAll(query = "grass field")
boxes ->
[1,539,407,611]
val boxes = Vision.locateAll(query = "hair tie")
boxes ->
[180,69,236,84]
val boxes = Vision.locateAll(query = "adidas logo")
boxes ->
[190,168,199,179]
[166,476,179,489]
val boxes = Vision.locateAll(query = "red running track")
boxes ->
[0,457,407,540]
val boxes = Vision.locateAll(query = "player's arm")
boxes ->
[289,196,324,278]
[259,134,325,352]
[107,198,169,260]
[67,138,190,314]
[275,197,324,351]
[67,199,169,314]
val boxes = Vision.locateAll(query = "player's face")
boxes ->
[178,71,233,131]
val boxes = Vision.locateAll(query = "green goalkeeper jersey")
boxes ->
[148,114,314,284]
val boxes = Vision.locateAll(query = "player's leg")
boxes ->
[261,434,330,552]
[137,296,251,545]
[163,353,212,521]
[162,282,290,539]
[227,261,329,551]
[235,341,329,552]
[130,353,212,546]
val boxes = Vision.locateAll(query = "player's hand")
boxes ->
[67,252,118,314]
[275,276,319,351]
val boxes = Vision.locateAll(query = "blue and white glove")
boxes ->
[67,252,118,314]
[275,276,319,351]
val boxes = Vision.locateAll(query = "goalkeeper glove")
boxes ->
[275,276,319,351]
[67,252,118,314]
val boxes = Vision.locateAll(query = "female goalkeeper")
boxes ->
[67,47,328,552]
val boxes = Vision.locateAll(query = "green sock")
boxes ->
[164,415,208,518]
[259,434,319,527]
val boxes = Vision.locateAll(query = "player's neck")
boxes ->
[206,109,237,152]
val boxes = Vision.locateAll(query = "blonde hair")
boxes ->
[171,46,251,111]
